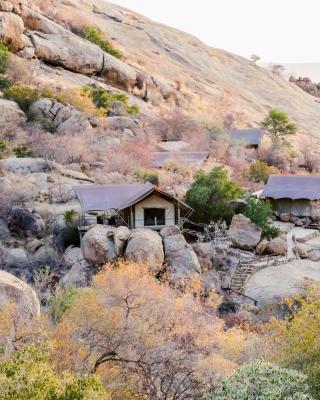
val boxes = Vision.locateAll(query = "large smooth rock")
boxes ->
[192,242,217,272]
[101,52,138,91]
[0,270,40,317]
[245,260,320,305]
[255,239,269,255]
[228,214,262,250]
[7,206,46,238]
[0,246,29,269]
[266,237,287,256]
[1,157,49,174]
[0,11,24,51]
[125,228,164,274]
[30,30,104,74]
[82,225,116,266]
[114,226,130,256]
[160,225,181,239]
[0,99,26,131]
[164,234,200,280]
[61,246,90,287]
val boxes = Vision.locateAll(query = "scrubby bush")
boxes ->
[64,209,78,225]
[0,140,12,159]
[185,166,244,223]
[50,286,81,323]
[134,168,159,185]
[271,285,320,398]
[0,43,10,73]
[0,345,109,399]
[13,145,38,158]
[86,87,139,115]
[203,361,314,400]
[0,75,11,90]
[83,25,123,59]
[4,85,66,114]
[248,160,278,183]
[243,197,279,239]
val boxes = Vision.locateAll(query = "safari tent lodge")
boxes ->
[261,175,320,217]
[73,182,192,233]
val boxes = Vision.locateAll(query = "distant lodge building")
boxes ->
[73,182,192,232]
[229,128,265,149]
[261,174,320,217]
[150,151,209,168]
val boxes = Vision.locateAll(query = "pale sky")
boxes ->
[112,0,320,63]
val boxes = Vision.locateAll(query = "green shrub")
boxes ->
[134,169,159,185]
[64,209,78,225]
[0,75,11,90]
[50,286,81,323]
[185,166,244,223]
[0,43,10,74]
[87,87,139,115]
[0,345,109,399]
[4,85,67,114]
[203,361,314,400]
[248,160,277,183]
[0,140,11,159]
[83,25,123,59]
[4,85,41,112]
[13,145,38,158]
[243,197,279,239]
[27,108,57,133]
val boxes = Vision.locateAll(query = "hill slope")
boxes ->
[1,0,320,147]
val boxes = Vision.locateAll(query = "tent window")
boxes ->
[144,208,165,226]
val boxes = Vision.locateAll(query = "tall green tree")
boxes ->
[261,109,296,146]
[185,166,244,223]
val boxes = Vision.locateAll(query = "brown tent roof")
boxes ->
[261,174,320,200]
[229,128,265,146]
[150,151,209,168]
[73,183,192,212]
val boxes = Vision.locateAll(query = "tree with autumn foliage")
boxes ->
[52,261,246,400]
[270,285,320,398]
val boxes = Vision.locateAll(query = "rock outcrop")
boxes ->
[82,225,116,266]
[0,11,24,51]
[30,98,92,133]
[7,206,45,238]
[266,237,287,256]
[125,228,164,274]
[163,233,200,280]
[229,214,262,250]
[0,99,26,131]
[0,270,40,317]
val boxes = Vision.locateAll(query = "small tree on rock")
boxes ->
[261,109,296,147]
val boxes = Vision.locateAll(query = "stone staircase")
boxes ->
[229,255,289,295]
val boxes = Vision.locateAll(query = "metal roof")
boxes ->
[73,183,191,212]
[229,128,265,146]
[261,174,320,200]
[150,151,209,168]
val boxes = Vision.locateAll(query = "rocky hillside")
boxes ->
[1,0,320,147]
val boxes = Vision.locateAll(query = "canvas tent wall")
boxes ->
[261,175,320,217]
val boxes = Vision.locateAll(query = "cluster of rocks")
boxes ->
[228,214,288,256]
[289,76,320,98]
[82,224,203,285]
[278,212,312,227]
